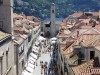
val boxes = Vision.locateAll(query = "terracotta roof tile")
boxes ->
[13,13,23,19]
[0,31,10,41]
[81,36,100,47]
[72,60,94,75]
[71,12,84,18]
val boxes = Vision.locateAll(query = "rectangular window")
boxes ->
[6,51,8,70]
[90,51,95,59]
[19,46,24,56]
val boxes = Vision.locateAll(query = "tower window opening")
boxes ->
[45,24,50,27]
[52,10,54,13]
[90,51,95,59]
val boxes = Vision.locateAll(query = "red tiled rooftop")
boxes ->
[72,60,94,75]
[71,12,84,18]
[72,59,100,75]
[13,13,24,19]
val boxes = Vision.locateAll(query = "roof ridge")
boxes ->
[83,36,100,47]
[93,28,100,34]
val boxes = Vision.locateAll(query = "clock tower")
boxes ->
[0,0,13,34]
[50,3,56,37]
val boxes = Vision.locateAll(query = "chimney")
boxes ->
[77,31,79,37]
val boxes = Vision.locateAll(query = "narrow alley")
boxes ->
[22,36,58,75]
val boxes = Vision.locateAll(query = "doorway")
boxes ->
[45,31,50,37]
[90,51,95,59]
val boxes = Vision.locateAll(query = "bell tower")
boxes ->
[50,3,56,37]
[0,0,13,34]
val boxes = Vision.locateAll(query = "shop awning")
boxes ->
[32,46,40,50]
[28,60,35,65]
[35,41,40,45]
[28,58,36,63]
[27,63,35,69]
[32,49,39,53]
[29,53,38,59]
[50,37,57,41]
[28,56,36,62]
[32,46,39,50]
[22,70,32,75]
[38,36,46,42]
[25,66,34,73]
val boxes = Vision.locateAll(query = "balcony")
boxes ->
[19,49,24,60]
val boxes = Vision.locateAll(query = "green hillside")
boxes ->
[14,0,100,19]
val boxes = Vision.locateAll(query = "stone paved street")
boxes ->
[33,40,53,75]
[33,52,51,75]
[22,37,58,75]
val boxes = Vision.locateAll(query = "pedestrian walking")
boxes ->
[41,64,44,74]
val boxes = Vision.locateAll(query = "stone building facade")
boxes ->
[43,3,58,37]
[13,13,41,75]
[0,0,15,75]
[0,0,13,34]
[0,34,15,75]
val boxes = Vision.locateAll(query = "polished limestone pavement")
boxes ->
[33,42,52,75]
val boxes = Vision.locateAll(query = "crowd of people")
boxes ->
[39,39,52,75]
[40,61,48,75]
[32,37,58,75]
[48,43,58,75]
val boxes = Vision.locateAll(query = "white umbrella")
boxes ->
[22,70,32,75]
[35,41,40,45]
[50,37,57,41]
[51,40,56,44]
[32,46,37,49]
[28,56,36,62]
[25,66,34,73]
[28,60,35,65]
[38,36,46,42]
[29,53,38,59]
[32,46,39,50]
[32,49,39,53]
[27,63,35,69]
